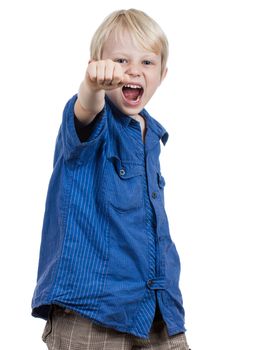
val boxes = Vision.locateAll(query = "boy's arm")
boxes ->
[57,59,130,161]
[74,80,105,125]
[74,59,130,125]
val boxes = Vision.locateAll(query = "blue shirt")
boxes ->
[31,94,186,339]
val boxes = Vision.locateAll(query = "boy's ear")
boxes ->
[160,67,168,84]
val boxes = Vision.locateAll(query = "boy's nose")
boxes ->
[125,64,141,77]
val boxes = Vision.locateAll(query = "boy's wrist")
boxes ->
[75,81,105,124]
[78,80,105,108]
[78,80,104,110]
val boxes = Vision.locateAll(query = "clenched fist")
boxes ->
[75,59,131,122]
[86,59,130,91]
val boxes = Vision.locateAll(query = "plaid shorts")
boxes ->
[42,305,191,350]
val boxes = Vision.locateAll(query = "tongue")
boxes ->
[123,87,141,101]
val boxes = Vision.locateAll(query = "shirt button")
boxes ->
[147,279,153,287]
[151,192,157,199]
[119,168,126,176]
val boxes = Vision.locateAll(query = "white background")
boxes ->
[0,0,263,349]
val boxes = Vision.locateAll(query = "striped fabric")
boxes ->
[31,94,186,339]
[124,118,157,335]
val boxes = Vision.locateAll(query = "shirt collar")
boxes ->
[105,95,169,146]
[140,108,169,146]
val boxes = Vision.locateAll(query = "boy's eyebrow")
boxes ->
[110,51,160,59]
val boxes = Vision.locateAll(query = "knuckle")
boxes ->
[87,72,96,82]
[98,60,105,67]
[97,73,105,82]
[105,74,112,82]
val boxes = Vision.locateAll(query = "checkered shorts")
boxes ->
[42,305,191,350]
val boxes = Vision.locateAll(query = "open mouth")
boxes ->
[122,84,144,104]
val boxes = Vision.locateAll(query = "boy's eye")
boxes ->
[114,58,127,64]
[143,60,153,65]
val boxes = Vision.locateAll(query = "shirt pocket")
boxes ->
[106,156,145,212]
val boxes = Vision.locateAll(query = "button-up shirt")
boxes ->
[31,94,186,339]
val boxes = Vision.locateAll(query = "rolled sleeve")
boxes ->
[74,112,103,143]
[61,94,107,162]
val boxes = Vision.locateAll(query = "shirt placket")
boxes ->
[127,120,166,292]
[144,135,166,291]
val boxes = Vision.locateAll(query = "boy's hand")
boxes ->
[85,59,130,91]
[75,59,130,124]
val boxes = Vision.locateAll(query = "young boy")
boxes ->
[32,8,191,350]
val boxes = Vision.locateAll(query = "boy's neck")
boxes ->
[130,114,141,122]
[131,114,146,143]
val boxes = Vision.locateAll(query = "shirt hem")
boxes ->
[32,299,165,340]
[167,325,187,337]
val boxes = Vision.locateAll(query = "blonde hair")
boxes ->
[90,9,169,77]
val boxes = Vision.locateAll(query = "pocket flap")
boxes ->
[108,155,145,179]
[157,172,166,188]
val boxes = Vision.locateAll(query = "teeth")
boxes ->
[124,84,142,89]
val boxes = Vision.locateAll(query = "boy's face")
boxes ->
[102,30,167,117]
